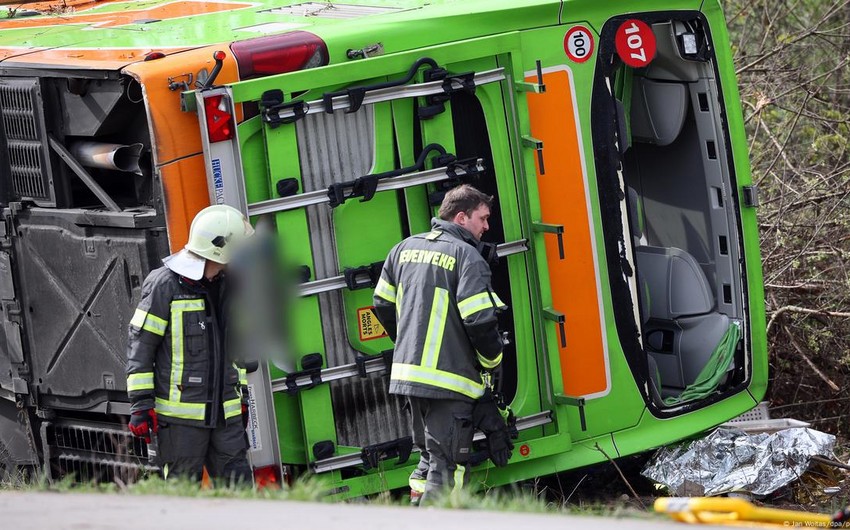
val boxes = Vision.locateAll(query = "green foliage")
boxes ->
[724,0,850,433]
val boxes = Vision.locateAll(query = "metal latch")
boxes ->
[533,222,565,259]
[516,60,546,93]
[343,261,385,291]
[418,68,477,120]
[355,350,393,378]
[261,90,309,128]
[522,135,545,175]
[281,353,324,395]
[167,73,194,92]
[742,185,759,208]
[346,42,384,60]
[543,307,566,348]
[361,436,413,470]
[555,394,587,431]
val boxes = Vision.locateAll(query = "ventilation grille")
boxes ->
[42,421,155,484]
[296,108,411,447]
[0,77,54,205]
[262,2,404,19]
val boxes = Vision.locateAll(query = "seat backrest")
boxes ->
[630,78,689,147]
[635,246,714,320]
[627,186,647,246]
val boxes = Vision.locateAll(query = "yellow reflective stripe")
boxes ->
[130,309,147,328]
[171,299,205,311]
[237,366,248,386]
[169,298,205,402]
[391,363,485,399]
[155,397,205,420]
[169,308,184,402]
[421,288,448,368]
[409,477,426,493]
[223,397,242,419]
[477,351,502,370]
[452,465,466,493]
[396,283,404,317]
[143,313,167,336]
[375,277,397,303]
[457,292,494,319]
[490,291,507,309]
[127,372,154,391]
[131,309,168,336]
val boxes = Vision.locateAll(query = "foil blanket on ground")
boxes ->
[641,427,836,496]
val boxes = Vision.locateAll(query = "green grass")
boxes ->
[1,470,329,502]
[0,468,657,519]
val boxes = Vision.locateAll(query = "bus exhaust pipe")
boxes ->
[69,141,143,174]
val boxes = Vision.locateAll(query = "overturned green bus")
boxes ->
[0,0,765,497]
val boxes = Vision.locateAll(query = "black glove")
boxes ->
[486,427,513,467]
[241,403,250,431]
[472,389,514,468]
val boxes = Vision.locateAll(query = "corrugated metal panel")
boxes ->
[0,77,55,205]
[263,2,404,19]
[295,108,410,448]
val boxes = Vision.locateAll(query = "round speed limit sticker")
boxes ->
[564,25,594,63]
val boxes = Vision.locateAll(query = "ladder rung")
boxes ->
[270,355,388,393]
[265,68,506,122]
[248,160,483,217]
[496,239,528,258]
[296,239,530,297]
[311,411,553,473]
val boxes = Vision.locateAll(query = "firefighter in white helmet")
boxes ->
[125,204,255,484]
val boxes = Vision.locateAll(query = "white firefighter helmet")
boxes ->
[163,205,254,280]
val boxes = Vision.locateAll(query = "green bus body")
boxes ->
[0,0,766,497]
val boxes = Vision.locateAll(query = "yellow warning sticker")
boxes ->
[357,307,387,341]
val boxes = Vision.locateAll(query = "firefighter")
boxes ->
[125,204,254,484]
[373,184,508,505]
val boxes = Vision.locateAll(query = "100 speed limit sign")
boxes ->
[564,25,594,63]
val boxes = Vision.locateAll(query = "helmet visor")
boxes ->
[162,249,206,280]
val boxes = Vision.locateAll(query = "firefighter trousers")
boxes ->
[408,396,474,505]
[157,418,252,485]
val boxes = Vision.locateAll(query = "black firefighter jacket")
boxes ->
[373,218,505,402]
[126,267,247,427]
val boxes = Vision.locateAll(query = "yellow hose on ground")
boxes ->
[654,497,835,527]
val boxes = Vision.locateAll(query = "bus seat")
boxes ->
[635,246,730,391]
[630,78,688,147]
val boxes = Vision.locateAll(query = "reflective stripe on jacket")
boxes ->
[126,266,244,427]
[374,218,505,402]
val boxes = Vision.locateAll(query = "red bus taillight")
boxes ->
[204,94,234,143]
[253,465,283,490]
[231,31,329,80]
